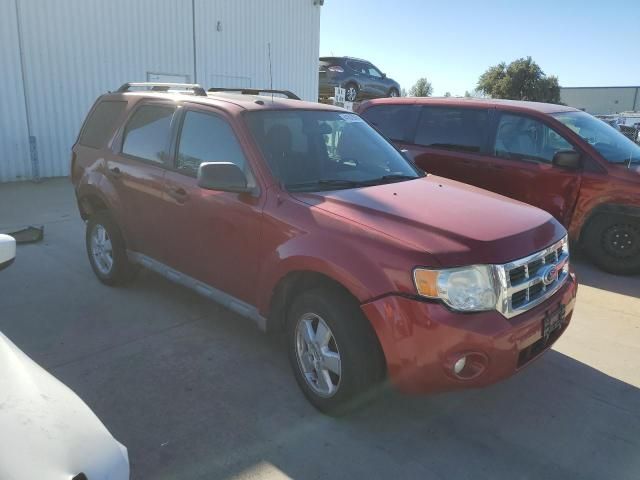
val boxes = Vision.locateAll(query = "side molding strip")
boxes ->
[128,251,267,331]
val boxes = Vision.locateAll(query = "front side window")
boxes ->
[361,105,420,142]
[176,111,248,176]
[552,110,640,165]
[415,107,489,153]
[367,66,382,78]
[245,110,422,191]
[122,105,174,163]
[494,113,574,164]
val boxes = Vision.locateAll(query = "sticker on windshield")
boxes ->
[340,113,364,123]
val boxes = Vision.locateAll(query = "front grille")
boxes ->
[498,236,570,318]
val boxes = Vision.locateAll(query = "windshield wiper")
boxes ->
[287,179,365,191]
[360,174,418,185]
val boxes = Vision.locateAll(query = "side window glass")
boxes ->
[361,105,419,142]
[415,107,489,153]
[80,101,127,148]
[122,105,174,163]
[177,111,248,177]
[368,67,382,78]
[494,113,574,163]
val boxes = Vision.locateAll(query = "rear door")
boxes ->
[480,111,582,225]
[406,106,494,186]
[159,105,262,305]
[108,101,176,259]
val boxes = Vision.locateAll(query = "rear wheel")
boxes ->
[345,83,359,102]
[286,287,385,415]
[583,214,640,275]
[388,88,400,97]
[86,212,137,285]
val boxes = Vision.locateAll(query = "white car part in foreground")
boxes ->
[0,233,129,479]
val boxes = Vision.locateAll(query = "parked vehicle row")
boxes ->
[358,97,640,275]
[72,83,577,414]
[319,56,400,102]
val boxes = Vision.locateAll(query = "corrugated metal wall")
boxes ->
[0,0,31,181]
[1,0,321,182]
[560,87,640,115]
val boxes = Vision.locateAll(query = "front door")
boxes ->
[481,111,583,226]
[160,106,263,306]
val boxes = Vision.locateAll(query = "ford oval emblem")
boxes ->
[542,264,559,286]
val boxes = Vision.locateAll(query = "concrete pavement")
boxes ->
[1,178,639,480]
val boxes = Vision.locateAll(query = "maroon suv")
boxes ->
[72,83,578,413]
[358,97,640,275]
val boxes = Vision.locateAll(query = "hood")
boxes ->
[292,176,565,266]
[0,332,129,480]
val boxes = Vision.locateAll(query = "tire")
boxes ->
[85,212,138,286]
[345,83,359,103]
[388,88,400,98]
[286,287,385,415]
[583,214,640,275]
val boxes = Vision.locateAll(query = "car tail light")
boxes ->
[327,66,344,73]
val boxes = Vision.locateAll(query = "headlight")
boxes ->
[413,265,498,312]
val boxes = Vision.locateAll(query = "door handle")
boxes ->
[167,187,189,203]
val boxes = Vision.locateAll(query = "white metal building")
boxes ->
[1,0,322,182]
[560,86,640,116]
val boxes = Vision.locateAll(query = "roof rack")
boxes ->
[117,82,207,96]
[207,87,300,100]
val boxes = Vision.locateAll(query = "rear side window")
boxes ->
[79,101,127,148]
[415,107,489,153]
[176,111,248,176]
[361,105,420,142]
[122,105,174,163]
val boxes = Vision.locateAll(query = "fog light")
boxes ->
[453,356,467,375]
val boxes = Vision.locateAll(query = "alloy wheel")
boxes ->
[295,313,342,397]
[90,224,114,275]
[346,87,357,102]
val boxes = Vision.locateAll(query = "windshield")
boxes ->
[245,110,423,191]
[552,111,640,165]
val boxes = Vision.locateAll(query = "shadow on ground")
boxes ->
[571,249,640,298]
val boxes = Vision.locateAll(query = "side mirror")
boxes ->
[552,150,581,169]
[0,234,16,272]
[197,162,250,193]
[382,73,387,79]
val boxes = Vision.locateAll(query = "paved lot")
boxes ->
[1,178,639,480]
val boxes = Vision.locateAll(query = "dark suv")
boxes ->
[72,83,577,414]
[319,57,400,102]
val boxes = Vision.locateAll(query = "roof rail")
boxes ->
[207,88,300,100]
[117,82,207,96]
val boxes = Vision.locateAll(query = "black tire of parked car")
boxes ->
[583,214,640,275]
[286,287,386,415]
[388,88,399,98]
[85,212,138,286]
[345,83,359,102]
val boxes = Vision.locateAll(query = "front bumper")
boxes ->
[362,272,578,394]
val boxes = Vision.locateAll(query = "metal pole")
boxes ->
[192,0,197,84]
[14,0,39,182]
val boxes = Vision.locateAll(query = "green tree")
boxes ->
[409,78,433,97]
[464,90,471,97]
[477,56,561,103]
[400,87,408,97]
[444,91,451,97]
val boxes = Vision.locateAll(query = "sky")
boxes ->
[319,0,640,96]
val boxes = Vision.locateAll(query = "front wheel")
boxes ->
[388,88,400,97]
[583,214,640,275]
[286,288,385,415]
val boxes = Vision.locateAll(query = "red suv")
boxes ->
[72,83,577,413]
[358,98,640,275]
